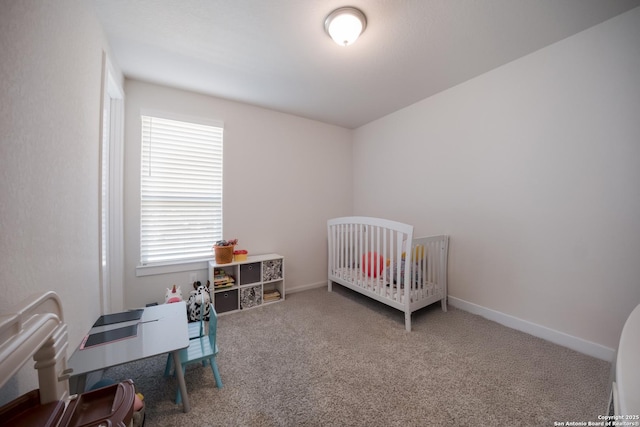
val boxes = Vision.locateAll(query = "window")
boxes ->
[140,114,223,265]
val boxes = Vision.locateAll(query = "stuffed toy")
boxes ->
[165,284,183,304]
[187,281,212,322]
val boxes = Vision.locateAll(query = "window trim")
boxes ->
[135,258,212,277]
[99,53,125,311]
[139,109,224,131]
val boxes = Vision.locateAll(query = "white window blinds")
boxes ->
[140,115,223,265]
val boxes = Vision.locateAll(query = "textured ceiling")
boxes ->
[94,0,640,128]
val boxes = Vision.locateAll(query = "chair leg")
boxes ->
[210,358,223,388]
[164,354,173,377]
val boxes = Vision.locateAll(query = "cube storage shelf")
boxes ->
[209,253,284,314]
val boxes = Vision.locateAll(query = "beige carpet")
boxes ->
[105,286,611,426]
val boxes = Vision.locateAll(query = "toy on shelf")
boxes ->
[212,268,235,290]
[233,249,248,262]
[212,239,238,264]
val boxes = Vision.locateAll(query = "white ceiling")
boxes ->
[94,0,640,129]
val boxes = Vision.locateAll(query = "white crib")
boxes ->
[327,216,449,331]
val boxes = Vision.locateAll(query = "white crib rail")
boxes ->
[328,216,414,304]
[410,235,449,309]
[0,291,70,403]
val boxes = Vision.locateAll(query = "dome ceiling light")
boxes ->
[324,7,367,47]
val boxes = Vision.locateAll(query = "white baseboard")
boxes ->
[286,281,326,294]
[448,296,615,362]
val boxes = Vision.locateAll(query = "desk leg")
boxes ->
[172,350,190,412]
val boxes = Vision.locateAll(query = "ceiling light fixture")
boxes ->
[324,7,367,47]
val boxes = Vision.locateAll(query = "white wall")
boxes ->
[353,7,640,352]
[0,0,121,403]
[123,80,352,307]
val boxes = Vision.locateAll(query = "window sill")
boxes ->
[136,258,213,277]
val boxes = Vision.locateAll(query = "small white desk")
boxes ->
[68,302,191,412]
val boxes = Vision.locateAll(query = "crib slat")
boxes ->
[374,226,380,293]
[382,228,387,297]
[395,231,402,303]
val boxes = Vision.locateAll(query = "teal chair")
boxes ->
[164,292,207,374]
[164,303,222,404]
[188,319,205,339]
